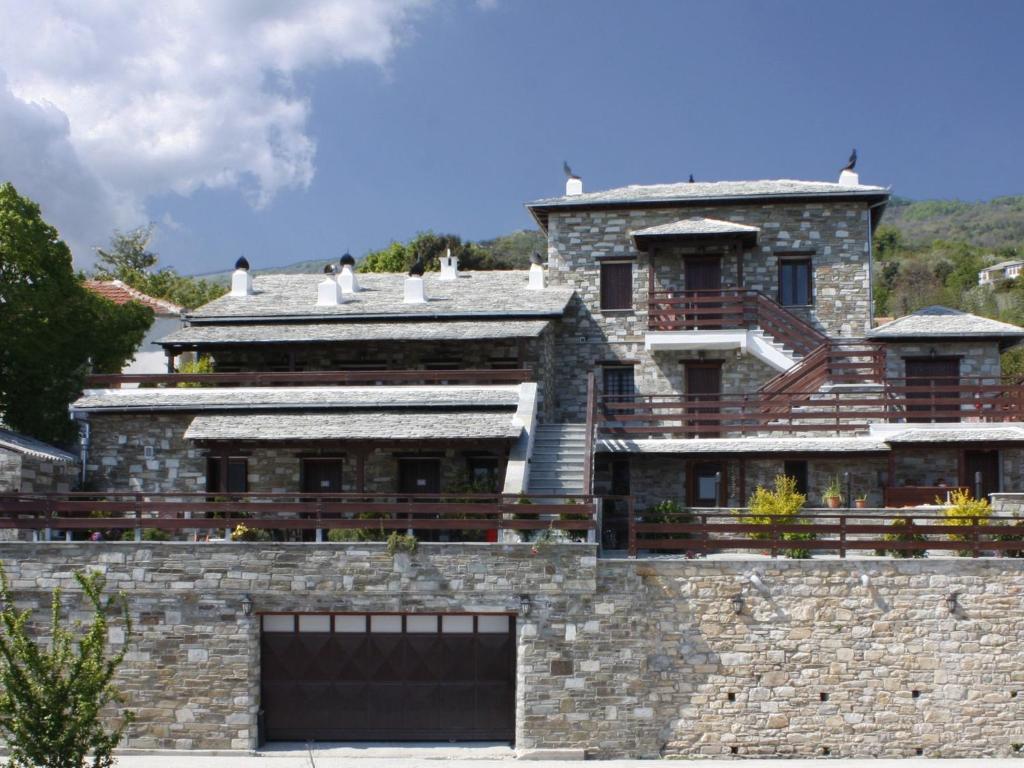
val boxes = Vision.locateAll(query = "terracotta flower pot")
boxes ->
[855,499,867,509]
[826,496,842,509]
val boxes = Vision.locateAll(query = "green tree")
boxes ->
[94,225,158,276]
[0,564,134,768]
[92,226,226,310]
[0,182,152,444]
[360,231,520,273]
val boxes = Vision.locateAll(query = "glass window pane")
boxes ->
[477,615,510,633]
[334,615,367,633]
[262,615,295,633]
[298,615,330,633]
[406,615,438,633]
[227,459,248,493]
[441,615,474,633]
[370,615,402,633]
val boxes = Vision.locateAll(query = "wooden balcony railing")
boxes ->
[626,507,1024,558]
[647,289,827,356]
[84,368,533,388]
[599,377,1024,438]
[0,492,595,539]
[759,340,886,396]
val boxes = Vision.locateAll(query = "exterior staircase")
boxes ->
[526,423,587,496]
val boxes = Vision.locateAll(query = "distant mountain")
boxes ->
[883,195,1024,251]
[191,230,547,283]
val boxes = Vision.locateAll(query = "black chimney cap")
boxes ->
[530,251,543,266]
[340,252,356,267]
[323,263,335,274]
[235,256,250,271]
[408,256,425,277]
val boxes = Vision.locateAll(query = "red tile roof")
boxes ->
[83,280,182,315]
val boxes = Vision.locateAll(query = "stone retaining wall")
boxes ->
[0,544,1020,758]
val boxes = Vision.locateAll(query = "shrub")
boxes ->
[230,523,271,542]
[875,517,927,558]
[385,531,418,556]
[993,518,1024,558]
[942,489,991,556]
[176,355,215,387]
[326,513,389,543]
[740,475,814,558]
[120,528,171,542]
[0,564,134,768]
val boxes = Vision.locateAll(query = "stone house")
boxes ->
[84,279,184,374]
[0,428,78,493]
[3,170,1024,757]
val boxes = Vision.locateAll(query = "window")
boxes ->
[466,455,500,491]
[783,460,808,496]
[600,262,633,310]
[778,258,812,306]
[206,457,248,493]
[601,365,636,399]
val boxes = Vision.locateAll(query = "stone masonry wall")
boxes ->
[545,201,873,421]
[0,449,77,494]
[0,544,1021,758]
[884,341,1002,382]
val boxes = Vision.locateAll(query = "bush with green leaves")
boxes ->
[230,523,272,542]
[740,475,814,558]
[0,564,134,768]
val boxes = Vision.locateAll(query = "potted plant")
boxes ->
[822,476,843,509]
[854,493,868,509]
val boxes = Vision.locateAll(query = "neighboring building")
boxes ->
[978,258,1024,286]
[83,280,184,373]
[0,428,78,494]
[5,170,1024,757]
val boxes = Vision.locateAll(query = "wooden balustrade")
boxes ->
[0,492,596,538]
[625,507,1024,558]
[599,378,1024,438]
[83,368,534,388]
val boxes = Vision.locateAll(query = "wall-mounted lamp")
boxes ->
[240,594,254,617]
[859,572,871,589]
[945,591,959,614]
[730,594,745,614]
[748,572,766,593]
[519,594,532,617]
[929,347,938,359]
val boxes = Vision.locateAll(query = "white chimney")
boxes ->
[528,262,545,290]
[838,169,860,187]
[339,264,360,293]
[404,275,427,304]
[317,275,342,306]
[566,177,583,196]
[439,248,459,280]
[230,256,253,296]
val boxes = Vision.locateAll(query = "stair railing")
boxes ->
[583,371,596,496]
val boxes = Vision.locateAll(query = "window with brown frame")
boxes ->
[206,457,248,493]
[778,258,813,306]
[600,262,633,310]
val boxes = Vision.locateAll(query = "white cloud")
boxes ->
[0,0,431,265]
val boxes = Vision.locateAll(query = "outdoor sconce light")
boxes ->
[519,594,532,617]
[748,572,766,593]
[241,594,254,617]
[730,594,744,614]
[945,592,959,614]
[859,572,871,589]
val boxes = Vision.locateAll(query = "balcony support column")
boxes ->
[738,456,747,506]
[735,241,744,289]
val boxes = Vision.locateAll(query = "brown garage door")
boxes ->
[260,613,515,742]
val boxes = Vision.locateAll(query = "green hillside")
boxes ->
[883,196,1024,251]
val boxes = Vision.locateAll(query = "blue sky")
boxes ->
[1,0,1021,274]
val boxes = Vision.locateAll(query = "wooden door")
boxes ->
[685,362,722,435]
[964,450,1000,499]
[302,459,343,494]
[398,458,441,495]
[685,257,722,291]
[905,357,960,422]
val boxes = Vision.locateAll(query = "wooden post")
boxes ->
[735,241,744,288]
[356,449,367,493]
[627,496,637,558]
[839,514,847,558]
[738,456,747,507]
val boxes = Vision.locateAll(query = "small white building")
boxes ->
[978,259,1024,286]
[84,280,183,373]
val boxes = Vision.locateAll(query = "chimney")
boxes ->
[838,169,860,187]
[566,176,583,196]
[404,275,427,304]
[527,252,545,290]
[230,256,253,297]
[338,252,359,293]
[439,248,459,280]
[317,264,343,306]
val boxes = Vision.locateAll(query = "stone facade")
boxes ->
[544,201,874,421]
[0,447,77,493]
[884,341,1002,382]
[1,543,1021,758]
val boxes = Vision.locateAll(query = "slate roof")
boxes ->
[159,319,550,347]
[527,178,890,227]
[868,306,1024,339]
[882,427,1024,443]
[597,437,891,454]
[188,272,574,321]
[83,280,182,315]
[980,260,1024,273]
[70,386,521,413]
[0,429,78,463]
[632,217,760,250]
[184,411,522,442]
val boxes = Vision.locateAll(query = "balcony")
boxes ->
[598,377,1024,439]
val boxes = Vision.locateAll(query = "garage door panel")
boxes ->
[261,613,515,742]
